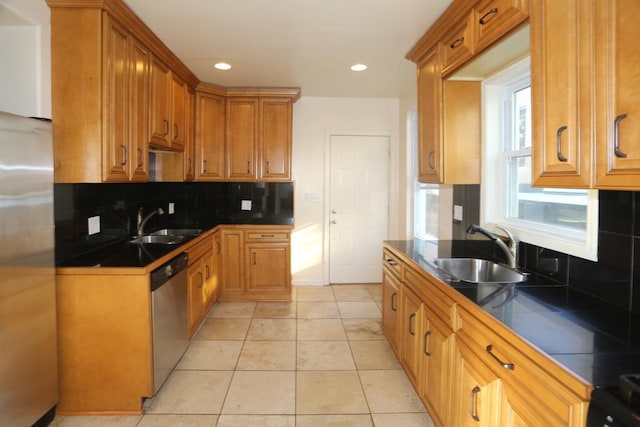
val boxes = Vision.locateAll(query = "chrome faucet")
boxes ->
[466,224,519,268]
[137,207,164,236]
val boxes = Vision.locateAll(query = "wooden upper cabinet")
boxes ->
[195,91,225,181]
[149,56,172,149]
[226,98,259,180]
[531,0,592,188]
[260,98,293,181]
[62,11,149,183]
[170,74,186,150]
[417,46,443,183]
[183,86,195,180]
[441,14,475,77]
[595,0,640,189]
[474,0,529,51]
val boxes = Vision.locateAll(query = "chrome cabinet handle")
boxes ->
[253,252,257,265]
[614,113,628,158]
[215,240,221,255]
[187,158,192,173]
[479,7,498,25]
[137,148,143,167]
[409,313,416,336]
[386,258,398,266]
[391,292,397,311]
[120,144,127,166]
[205,264,210,280]
[173,123,178,139]
[470,386,481,421]
[428,151,435,170]
[266,160,270,174]
[247,161,251,173]
[486,345,515,370]
[198,272,203,288]
[450,37,464,49]
[163,119,169,136]
[556,126,568,162]
[423,330,432,356]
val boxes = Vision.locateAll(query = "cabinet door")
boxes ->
[417,46,443,183]
[183,86,195,181]
[245,244,290,294]
[201,250,216,312]
[129,36,149,182]
[382,267,401,357]
[226,98,258,180]
[149,55,171,148]
[401,285,422,388]
[451,339,501,427]
[170,74,185,151]
[195,92,225,181]
[188,261,204,337]
[260,98,292,181]
[420,307,454,427]
[531,0,592,188]
[595,0,640,188]
[103,16,130,182]
[221,230,244,293]
[474,0,529,52]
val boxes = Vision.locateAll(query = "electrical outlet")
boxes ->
[453,205,464,222]
[88,216,100,235]
[241,200,252,211]
[168,202,175,214]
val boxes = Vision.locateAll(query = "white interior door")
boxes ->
[329,135,389,283]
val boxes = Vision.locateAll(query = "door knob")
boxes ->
[331,209,337,214]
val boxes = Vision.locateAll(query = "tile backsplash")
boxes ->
[54,182,294,264]
[454,186,640,313]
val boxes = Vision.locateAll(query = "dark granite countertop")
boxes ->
[385,239,640,387]
[56,219,293,268]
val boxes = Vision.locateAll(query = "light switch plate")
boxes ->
[241,200,252,211]
[453,205,464,222]
[88,216,100,235]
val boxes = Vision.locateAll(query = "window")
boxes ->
[482,58,598,260]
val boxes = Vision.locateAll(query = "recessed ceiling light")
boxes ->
[214,62,232,70]
[350,64,368,72]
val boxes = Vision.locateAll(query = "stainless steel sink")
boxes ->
[432,258,527,283]
[149,228,203,237]
[130,235,186,245]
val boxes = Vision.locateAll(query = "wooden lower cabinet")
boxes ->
[56,272,153,413]
[400,284,423,388]
[382,265,402,356]
[381,244,590,427]
[420,306,454,427]
[451,337,502,426]
[219,226,292,301]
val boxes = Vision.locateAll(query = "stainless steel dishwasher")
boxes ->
[150,253,189,393]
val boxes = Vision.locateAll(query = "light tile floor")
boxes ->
[52,284,435,427]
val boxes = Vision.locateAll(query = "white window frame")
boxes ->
[481,57,598,261]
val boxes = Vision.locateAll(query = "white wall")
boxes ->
[291,96,402,286]
[0,0,51,118]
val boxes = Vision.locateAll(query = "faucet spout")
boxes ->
[137,207,165,236]
[466,224,518,268]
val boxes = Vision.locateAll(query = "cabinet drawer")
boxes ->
[456,305,589,425]
[474,0,529,51]
[404,266,455,329]
[245,231,289,241]
[187,236,213,265]
[441,15,475,76]
[382,249,403,279]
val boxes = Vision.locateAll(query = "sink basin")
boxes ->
[432,258,527,283]
[149,228,203,237]
[130,235,186,245]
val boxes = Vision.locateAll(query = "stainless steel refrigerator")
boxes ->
[0,112,58,426]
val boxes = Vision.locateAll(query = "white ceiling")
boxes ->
[124,0,453,98]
